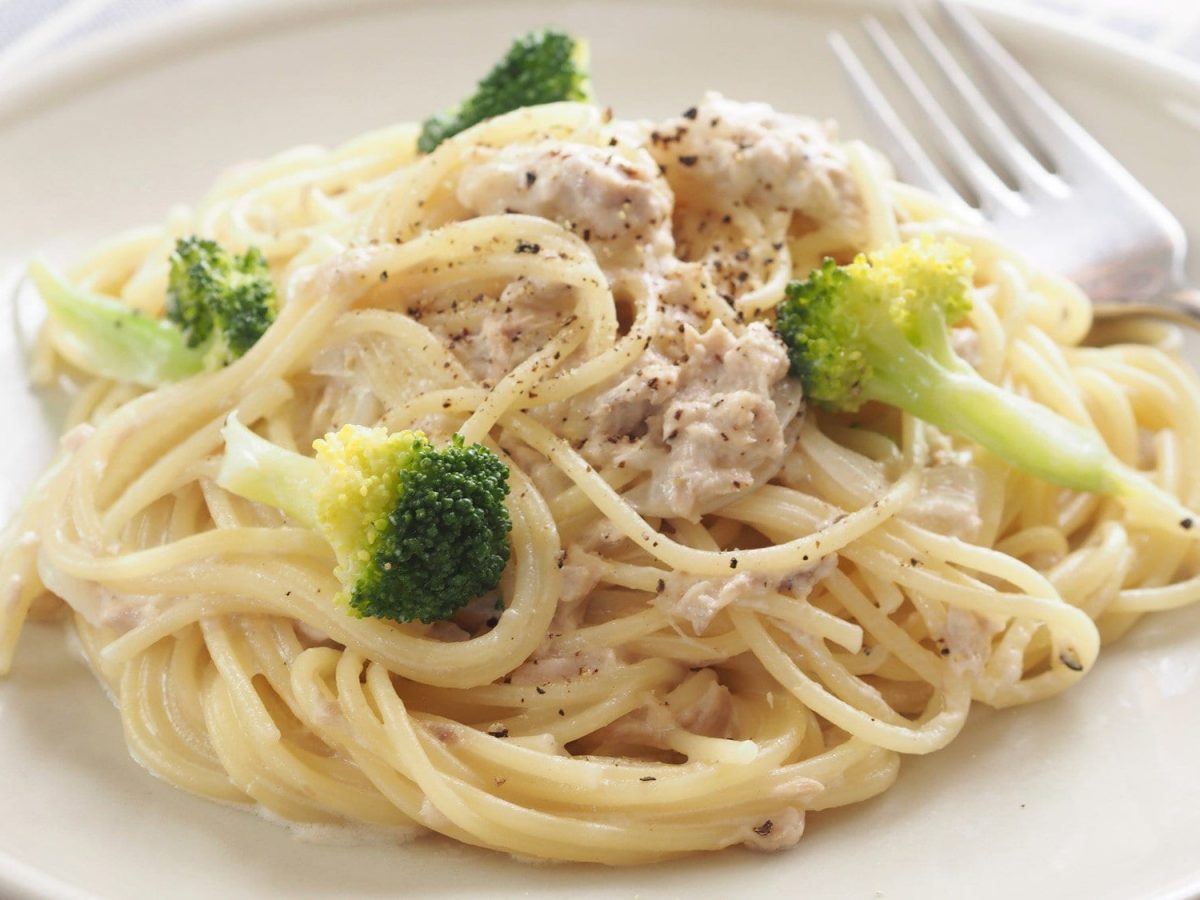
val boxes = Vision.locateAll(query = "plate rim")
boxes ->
[3,1,1200,898]
[4,0,1200,127]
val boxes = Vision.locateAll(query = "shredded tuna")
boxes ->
[656,571,773,635]
[902,464,984,542]
[426,621,471,643]
[452,591,504,634]
[546,547,606,634]
[507,646,619,686]
[558,551,603,608]
[778,554,839,600]
[585,348,680,442]
[446,277,577,386]
[456,141,675,272]
[97,590,167,632]
[941,608,1003,676]
[593,674,738,750]
[742,807,807,852]
[596,699,677,749]
[654,554,837,640]
[649,93,860,222]
[584,320,802,520]
[675,678,737,738]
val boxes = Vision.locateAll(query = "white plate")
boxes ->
[2,1,1200,897]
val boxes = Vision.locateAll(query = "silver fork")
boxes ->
[830,0,1200,324]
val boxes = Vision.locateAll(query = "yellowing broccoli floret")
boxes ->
[776,236,974,411]
[312,427,420,594]
[218,418,512,623]
[774,236,1197,533]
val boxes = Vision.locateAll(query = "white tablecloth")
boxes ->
[2,0,1200,75]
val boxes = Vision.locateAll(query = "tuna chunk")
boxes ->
[591,671,739,751]
[456,140,675,271]
[585,320,803,521]
[649,92,860,221]
[656,556,836,635]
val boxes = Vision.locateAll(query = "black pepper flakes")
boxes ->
[678,155,699,167]
[487,727,510,738]
[682,106,698,120]
[1059,652,1084,672]
[515,240,541,254]
[639,776,657,782]
[753,820,773,837]
[525,171,537,187]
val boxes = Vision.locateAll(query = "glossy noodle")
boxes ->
[2,96,1198,864]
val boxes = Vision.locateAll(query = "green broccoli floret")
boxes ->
[28,236,276,388]
[417,29,592,153]
[166,237,276,367]
[217,417,512,623]
[774,236,1197,532]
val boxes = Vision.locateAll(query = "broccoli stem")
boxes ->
[869,348,1191,526]
[218,415,323,527]
[30,260,206,387]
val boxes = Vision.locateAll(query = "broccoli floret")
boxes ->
[28,261,206,387]
[774,236,1197,532]
[166,237,276,367]
[217,417,512,623]
[29,236,276,388]
[417,29,592,153]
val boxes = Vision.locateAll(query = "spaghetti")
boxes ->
[2,94,1198,864]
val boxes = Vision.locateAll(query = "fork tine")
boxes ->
[898,2,1065,196]
[862,16,1027,218]
[935,0,1132,180]
[827,31,967,209]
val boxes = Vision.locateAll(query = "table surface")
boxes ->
[3,0,1200,80]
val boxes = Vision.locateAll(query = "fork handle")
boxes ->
[1094,288,1200,328]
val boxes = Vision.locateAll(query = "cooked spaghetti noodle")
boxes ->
[2,94,1199,864]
